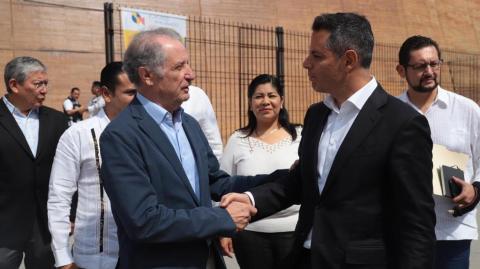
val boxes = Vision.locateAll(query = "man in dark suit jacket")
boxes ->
[0,56,69,268]
[100,28,274,269]
[221,13,436,269]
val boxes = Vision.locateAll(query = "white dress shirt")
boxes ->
[220,127,302,232]
[87,96,105,117]
[303,77,378,248]
[2,96,39,156]
[182,85,223,160]
[398,86,480,240]
[48,109,118,269]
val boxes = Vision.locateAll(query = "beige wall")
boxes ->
[1,0,479,111]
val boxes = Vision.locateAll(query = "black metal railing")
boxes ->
[109,5,480,142]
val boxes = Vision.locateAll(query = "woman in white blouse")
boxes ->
[220,74,301,269]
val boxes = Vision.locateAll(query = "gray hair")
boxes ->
[4,56,47,93]
[123,27,183,86]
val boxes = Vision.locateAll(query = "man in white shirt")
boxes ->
[86,81,105,117]
[63,87,86,125]
[48,61,136,269]
[222,13,436,269]
[396,35,480,269]
[182,85,223,159]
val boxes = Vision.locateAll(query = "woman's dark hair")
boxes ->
[238,74,300,141]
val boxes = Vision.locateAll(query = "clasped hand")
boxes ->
[221,193,256,231]
[451,177,478,217]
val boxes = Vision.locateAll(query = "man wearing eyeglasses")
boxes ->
[48,62,137,269]
[396,35,480,269]
[0,56,69,269]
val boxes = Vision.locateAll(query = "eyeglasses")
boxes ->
[32,80,48,89]
[405,59,443,71]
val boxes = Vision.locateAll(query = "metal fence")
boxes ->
[107,5,480,142]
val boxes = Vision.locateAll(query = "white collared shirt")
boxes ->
[398,86,480,240]
[2,96,39,156]
[182,85,223,160]
[303,77,378,248]
[87,96,105,117]
[48,109,118,269]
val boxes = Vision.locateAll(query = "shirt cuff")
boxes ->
[53,247,74,267]
[244,191,255,207]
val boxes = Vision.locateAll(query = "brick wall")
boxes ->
[1,0,479,112]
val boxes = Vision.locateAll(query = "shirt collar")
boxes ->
[2,95,39,118]
[136,93,183,126]
[96,108,110,124]
[399,86,448,112]
[434,86,449,106]
[324,77,378,112]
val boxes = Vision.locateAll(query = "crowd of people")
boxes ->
[0,11,479,269]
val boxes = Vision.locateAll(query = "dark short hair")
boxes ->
[238,74,299,141]
[91,81,102,88]
[70,87,80,94]
[101,61,125,94]
[312,13,374,68]
[4,56,47,93]
[398,35,441,66]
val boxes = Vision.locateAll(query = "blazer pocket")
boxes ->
[345,240,386,265]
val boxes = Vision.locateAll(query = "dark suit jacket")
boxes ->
[100,97,274,269]
[0,98,68,248]
[250,85,436,269]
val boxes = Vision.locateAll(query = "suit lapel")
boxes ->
[36,106,50,159]
[131,98,200,205]
[305,103,331,203]
[182,116,208,205]
[321,86,386,196]
[0,98,35,159]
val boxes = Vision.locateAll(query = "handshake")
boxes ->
[221,193,256,231]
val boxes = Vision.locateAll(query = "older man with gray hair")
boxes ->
[99,27,278,269]
[0,56,68,269]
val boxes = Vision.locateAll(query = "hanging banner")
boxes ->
[120,7,187,49]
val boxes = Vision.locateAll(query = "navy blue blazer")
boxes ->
[100,97,273,269]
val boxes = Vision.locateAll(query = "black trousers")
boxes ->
[0,218,54,269]
[299,247,311,269]
[233,230,295,269]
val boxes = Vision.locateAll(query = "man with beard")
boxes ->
[396,35,480,269]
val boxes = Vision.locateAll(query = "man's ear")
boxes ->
[100,86,112,103]
[8,78,19,93]
[396,64,406,78]
[344,49,359,71]
[138,67,154,86]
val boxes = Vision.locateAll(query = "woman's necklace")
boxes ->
[255,127,280,139]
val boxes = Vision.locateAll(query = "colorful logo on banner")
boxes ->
[131,12,145,25]
[120,7,187,51]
